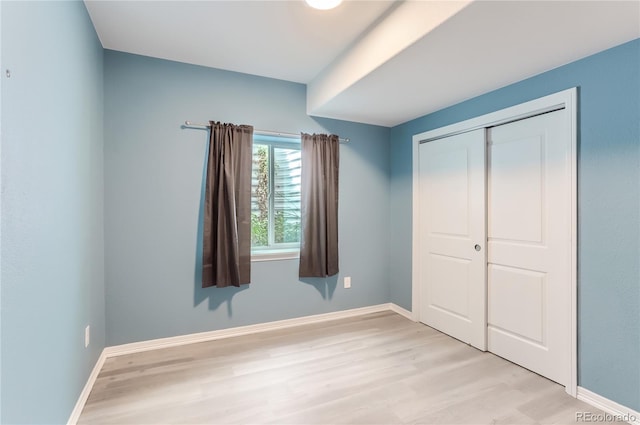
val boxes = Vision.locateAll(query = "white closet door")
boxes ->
[487,109,570,385]
[418,129,486,350]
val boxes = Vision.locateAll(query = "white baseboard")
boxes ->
[105,303,397,357]
[389,303,415,321]
[68,303,412,423]
[67,350,107,425]
[577,386,640,425]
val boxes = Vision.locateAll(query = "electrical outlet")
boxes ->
[85,325,90,348]
[344,276,351,289]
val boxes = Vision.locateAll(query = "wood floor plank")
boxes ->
[79,312,608,424]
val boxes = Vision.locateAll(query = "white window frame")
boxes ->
[251,135,301,262]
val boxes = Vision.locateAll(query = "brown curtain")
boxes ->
[299,133,340,278]
[202,122,253,288]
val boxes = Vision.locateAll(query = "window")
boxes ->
[251,135,301,258]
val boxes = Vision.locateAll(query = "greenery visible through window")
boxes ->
[251,135,301,254]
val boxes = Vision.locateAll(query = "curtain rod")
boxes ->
[183,121,350,143]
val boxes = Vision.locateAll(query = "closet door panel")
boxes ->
[418,129,486,350]
[487,109,570,386]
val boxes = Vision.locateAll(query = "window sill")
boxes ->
[251,250,299,262]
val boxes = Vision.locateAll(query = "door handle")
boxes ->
[474,244,482,251]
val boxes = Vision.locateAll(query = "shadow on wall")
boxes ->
[300,276,338,300]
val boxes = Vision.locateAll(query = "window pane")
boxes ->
[250,137,302,254]
[251,144,269,247]
[273,147,301,244]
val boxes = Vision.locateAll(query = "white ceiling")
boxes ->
[84,0,396,83]
[85,0,640,127]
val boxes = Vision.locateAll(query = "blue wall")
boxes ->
[0,1,105,424]
[103,51,390,345]
[390,39,640,410]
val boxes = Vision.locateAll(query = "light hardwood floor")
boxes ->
[79,311,612,424]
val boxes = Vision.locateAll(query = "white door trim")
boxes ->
[411,88,578,397]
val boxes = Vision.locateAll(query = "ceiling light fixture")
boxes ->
[305,0,343,10]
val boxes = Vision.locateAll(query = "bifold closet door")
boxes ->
[487,109,570,386]
[418,129,487,350]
